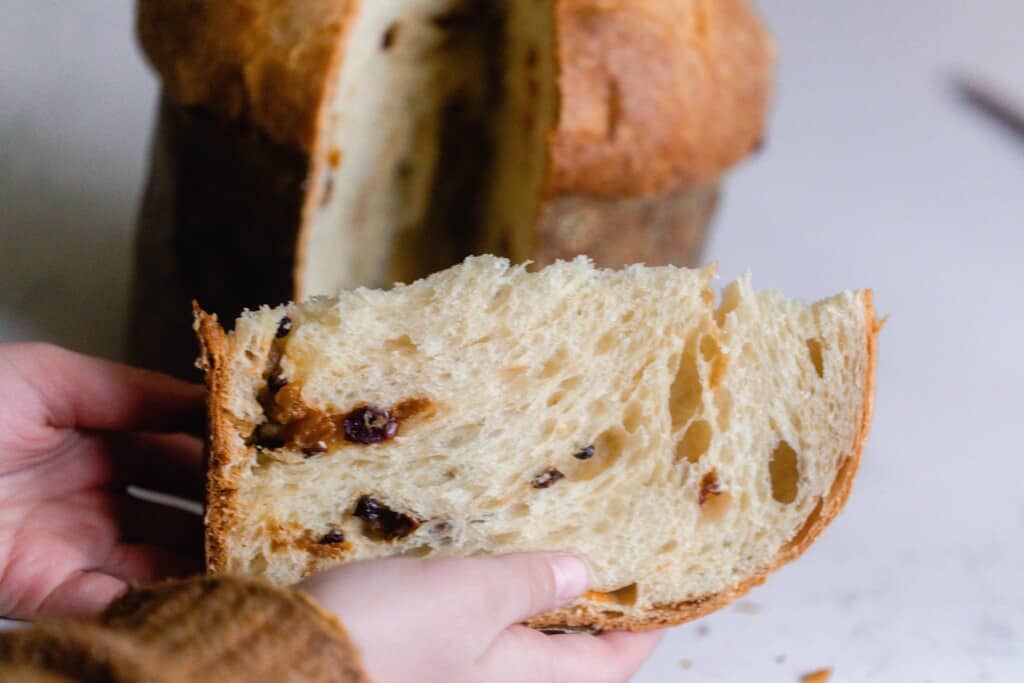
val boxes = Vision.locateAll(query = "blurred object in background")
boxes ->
[951,72,1024,145]
[127,0,774,379]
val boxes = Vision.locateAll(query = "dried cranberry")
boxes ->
[276,316,293,338]
[531,469,565,489]
[573,445,595,460]
[699,472,724,505]
[343,406,398,444]
[319,529,345,544]
[354,496,383,520]
[353,496,419,540]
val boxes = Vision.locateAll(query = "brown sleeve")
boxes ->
[0,576,370,683]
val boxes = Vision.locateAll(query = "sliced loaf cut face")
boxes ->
[196,256,878,631]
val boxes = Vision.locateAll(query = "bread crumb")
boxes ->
[801,667,832,683]
[775,654,787,664]
[696,624,710,637]
[735,600,762,615]
[680,659,693,670]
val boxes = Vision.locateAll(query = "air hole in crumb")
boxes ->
[608,583,638,606]
[443,423,482,449]
[385,334,417,354]
[401,545,432,558]
[601,610,624,618]
[658,539,679,554]
[700,488,732,523]
[714,389,733,432]
[699,331,728,388]
[249,553,268,573]
[675,419,712,463]
[506,503,530,519]
[539,348,569,379]
[669,333,703,429]
[546,390,566,407]
[770,441,800,504]
[492,531,521,545]
[596,329,618,354]
[807,338,825,378]
[623,402,644,432]
[501,365,527,378]
[559,375,583,391]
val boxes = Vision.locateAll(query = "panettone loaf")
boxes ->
[132,0,774,378]
[195,256,878,631]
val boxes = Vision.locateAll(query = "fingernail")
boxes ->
[551,554,590,602]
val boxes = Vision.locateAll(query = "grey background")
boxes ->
[2,1,1023,680]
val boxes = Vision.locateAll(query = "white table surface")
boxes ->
[2,1,1023,681]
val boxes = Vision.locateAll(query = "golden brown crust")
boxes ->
[548,0,775,197]
[136,0,355,151]
[532,183,718,268]
[193,306,235,574]
[138,0,772,190]
[527,292,879,632]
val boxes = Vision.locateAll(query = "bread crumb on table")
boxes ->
[800,667,833,683]
[735,600,762,615]
[679,658,693,670]
[696,623,710,637]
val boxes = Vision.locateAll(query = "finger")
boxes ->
[482,625,665,683]
[7,342,205,435]
[100,543,202,585]
[441,553,591,630]
[32,569,127,619]
[115,495,204,558]
[303,553,591,642]
[108,432,204,500]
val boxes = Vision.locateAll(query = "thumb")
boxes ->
[300,553,591,638]
[457,553,592,628]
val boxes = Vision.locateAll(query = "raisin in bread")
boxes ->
[195,256,879,631]
[132,0,774,378]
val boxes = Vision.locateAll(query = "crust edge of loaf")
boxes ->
[525,290,880,631]
[196,291,880,631]
[194,305,237,575]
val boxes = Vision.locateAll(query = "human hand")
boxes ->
[301,553,663,683]
[0,343,206,619]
